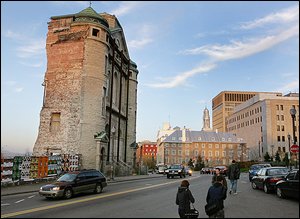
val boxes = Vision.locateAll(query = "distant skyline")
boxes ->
[1,1,299,154]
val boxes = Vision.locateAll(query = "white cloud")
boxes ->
[277,80,299,93]
[128,38,153,49]
[14,87,24,93]
[240,5,299,30]
[110,1,142,17]
[16,40,45,58]
[180,25,299,61]
[128,24,155,49]
[4,30,23,40]
[19,61,43,68]
[147,62,216,88]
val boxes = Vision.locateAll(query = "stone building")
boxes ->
[157,127,247,167]
[202,107,212,131]
[33,7,139,175]
[226,92,299,161]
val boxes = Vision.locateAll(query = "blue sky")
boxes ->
[1,1,299,154]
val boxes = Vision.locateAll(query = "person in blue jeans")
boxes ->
[227,160,240,195]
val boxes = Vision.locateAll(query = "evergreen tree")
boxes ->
[264,152,271,162]
[194,155,205,171]
[282,152,289,167]
[275,151,281,162]
[188,158,194,168]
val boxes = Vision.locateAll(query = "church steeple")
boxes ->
[202,107,212,131]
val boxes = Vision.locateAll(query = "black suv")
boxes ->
[166,164,186,178]
[39,169,107,199]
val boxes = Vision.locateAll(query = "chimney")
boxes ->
[182,127,186,142]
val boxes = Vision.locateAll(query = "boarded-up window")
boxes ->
[50,113,61,133]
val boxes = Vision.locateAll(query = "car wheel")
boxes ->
[276,187,285,198]
[263,184,269,194]
[167,175,170,179]
[64,188,73,199]
[251,181,257,189]
[94,183,103,194]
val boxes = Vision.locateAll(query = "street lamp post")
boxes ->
[290,106,297,168]
[287,133,291,169]
[271,145,274,162]
[111,126,116,180]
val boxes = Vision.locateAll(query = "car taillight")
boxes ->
[269,177,282,183]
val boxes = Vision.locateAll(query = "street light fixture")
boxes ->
[111,126,116,180]
[287,133,291,169]
[271,145,274,162]
[290,106,297,168]
[290,106,297,144]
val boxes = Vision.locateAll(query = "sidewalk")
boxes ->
[1,173,164,197]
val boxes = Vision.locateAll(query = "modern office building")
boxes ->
[226,92,299,161]
[212,91,276,132]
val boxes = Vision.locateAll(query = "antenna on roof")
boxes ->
[89,1,92,7]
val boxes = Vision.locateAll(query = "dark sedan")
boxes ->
[251,167,289,193]
[39,169,107,199]
[276,169,299,200]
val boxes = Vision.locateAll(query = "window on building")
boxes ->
[50,112,61,133]
[92,28,100,37]
[222,151,226,157]
[185,150,189,156]
[281,115,284,121]
[282,136,285,142]
[277,125,280,131]
[172,150,176,155]
[198,137,201,141]
[102,87,106,116]
[202,151,205,156]
[202,144,205,148]
[280,105,283,110]
[215,144,219,149]
[208,151,212,157]
[283,147,286,152]
[277,115,280,121]
[215,151,219,157]
[209,144,212,148]
[276,105,279,110]
[277,136,281,142]
[281,125,285,131]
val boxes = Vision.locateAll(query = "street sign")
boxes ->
[290,144,299,153]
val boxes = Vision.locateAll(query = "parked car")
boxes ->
[157,165,168,174]
[185,167,193,176]
[213,166,228,176]
[276,169,299,200]
[39,169,107,199]
[248,163,271,181]
[165,164,186,178]
[251,167,289,193]
[200,167,213,174]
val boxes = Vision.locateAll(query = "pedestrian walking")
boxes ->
[227,160,240,195]
[212,168,227,191]
[176,180,195,218]
[205,175,227,218]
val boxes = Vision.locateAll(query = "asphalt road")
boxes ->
[1,173,299,218]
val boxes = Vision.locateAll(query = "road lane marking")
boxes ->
[28,195,35,199]
[14,199,25,204]
[1,176,200,218]
[1,204,10,206]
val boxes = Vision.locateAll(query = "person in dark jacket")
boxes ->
[227,160,240,195]
[212,168,227,190]
[206,175,227,218]
[176,180,195,218]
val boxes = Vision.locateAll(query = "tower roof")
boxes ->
[74,7,109,28]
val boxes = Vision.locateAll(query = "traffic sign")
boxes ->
[290,144,299,153]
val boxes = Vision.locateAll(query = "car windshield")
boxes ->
[267,168,289,176]
[170,165,181,169]
[57,173,77,182]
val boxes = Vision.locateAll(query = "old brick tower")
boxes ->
[33,6,138,175]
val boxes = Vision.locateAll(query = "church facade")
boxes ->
[33,7,138,175]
